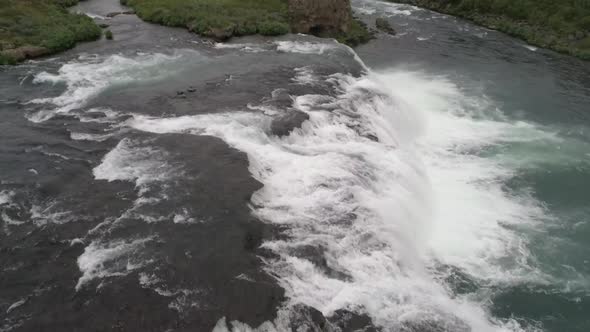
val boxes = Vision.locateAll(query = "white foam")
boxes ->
[70,132,114,142]
[127,71,549,331]
[6,298,27,313]
[30,203,76,226]
[275,41,335,55]
[292,66,316,85]
[173,209,199,224]
[29,50,204,122]
[93,138,180,192]
[353,0,420,17]
[214,43,266,53]
[82,12,108,20]
[355,7,376,15]
[78,107,123,123]
[376,70,550,285]
[0,190,14,205]
[88,43,556,330]
[523,45,538,52]
[76,238,151,290]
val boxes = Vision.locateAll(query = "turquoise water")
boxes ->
[354,1,590,331]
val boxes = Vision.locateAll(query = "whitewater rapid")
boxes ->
[25,38,558,331]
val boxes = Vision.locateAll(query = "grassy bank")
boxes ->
[122,0,291,38]
[392,0,590,60]
[121,0,371,45]
[0,0,101,65]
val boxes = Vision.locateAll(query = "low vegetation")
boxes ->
[336,19,374,46]
[394,0,590,60]
[122,0,291,38]
[122,0,371,45]
[0,0,101,64]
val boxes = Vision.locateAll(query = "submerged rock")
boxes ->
[289,304,335,332]
[376,17,396,35]
[288,0,352,36]
[270,110,310,137]
[329,309,380,332]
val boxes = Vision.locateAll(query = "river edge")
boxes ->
[0,0,373,65]
[390,0,590,61]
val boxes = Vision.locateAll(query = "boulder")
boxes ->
[288,0,352,36]
[204,26,234,42]
[1,45,49,62]
[289,304,335,332]
[376,17,396,35]
[270,110,310,137]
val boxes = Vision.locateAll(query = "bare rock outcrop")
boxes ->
[288,0,352,35]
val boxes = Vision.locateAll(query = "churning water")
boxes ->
[1,1,589,331]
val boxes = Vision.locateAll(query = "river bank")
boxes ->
[0,0,102,64]
[0,0,372,65]
[391,0,590,60]
[121,0,372,46]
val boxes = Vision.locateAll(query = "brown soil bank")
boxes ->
[393,0,590,60]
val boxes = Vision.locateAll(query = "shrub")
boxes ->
[105,30,113,40]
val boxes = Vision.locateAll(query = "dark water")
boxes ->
[1,0,589,331]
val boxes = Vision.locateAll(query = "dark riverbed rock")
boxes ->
[288,0,352,36]
[289,304,335,331]
[329,309,381,332]
[270,110,310,137]
[289,245,351,280]
[376,17,396,35]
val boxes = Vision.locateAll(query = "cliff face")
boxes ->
[288,0,352,35]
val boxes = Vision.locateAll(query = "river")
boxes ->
[1,0,589,331]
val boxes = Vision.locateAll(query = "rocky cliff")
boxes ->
[288,0,352,35]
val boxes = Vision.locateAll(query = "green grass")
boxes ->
[0,0,101,64]
[123,0,371,45]
[393,0,590,60]
[123,0,291,37]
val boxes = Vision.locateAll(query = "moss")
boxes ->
[392,0,590,60]
[337,19,374,47]
[0,53,17,65]
[0,0,101,64]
